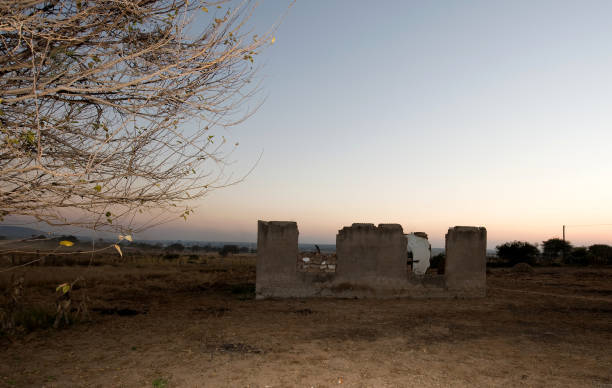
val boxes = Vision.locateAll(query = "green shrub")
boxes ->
[152,378,168,388]
[496,241,540,266]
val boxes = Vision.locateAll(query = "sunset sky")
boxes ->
[28,1,612,248]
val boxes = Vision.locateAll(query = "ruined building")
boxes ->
[256,221,486,299]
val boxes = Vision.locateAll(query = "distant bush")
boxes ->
[542,238,572,264]
[555,244,612,266]
[52,235,79,243]
[496,241,540,266]
[219,245,239,257]
[48,234,79,244]
[165,243,184,252]
[588,244,612,265]
[566,247,590,266]
[191,244,219,252]
[131,241,157,250]
[430,253,445,274]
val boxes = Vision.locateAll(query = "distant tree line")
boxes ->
[171,244,253,255]
[106,241,255,255]
[494,238,612,266]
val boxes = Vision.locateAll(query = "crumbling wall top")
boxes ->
[448,226,486,233]
[377,223,404,232]
[338,223,404,237]
[258,220,298,238]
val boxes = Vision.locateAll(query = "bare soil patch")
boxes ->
[1,257,611,387]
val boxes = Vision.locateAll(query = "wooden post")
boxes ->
[563,225,566,242]
[562,225,566,263]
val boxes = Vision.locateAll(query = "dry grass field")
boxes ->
[0,252,611,387]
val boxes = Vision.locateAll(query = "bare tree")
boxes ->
[0,0,275,233]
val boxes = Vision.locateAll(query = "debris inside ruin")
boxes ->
[298,252,337,273]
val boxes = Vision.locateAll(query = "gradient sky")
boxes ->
[129,1,612,247]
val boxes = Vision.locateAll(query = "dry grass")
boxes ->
[0,255,610,387]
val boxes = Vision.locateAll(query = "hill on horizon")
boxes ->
[0,225,45,239]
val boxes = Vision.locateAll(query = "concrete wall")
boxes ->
[445,226,487,297]
[256,221,299,298]
[336,223,407,286]
[255,221,487,299]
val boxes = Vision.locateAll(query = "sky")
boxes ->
[14,0,612,248]
[135,0,612,248]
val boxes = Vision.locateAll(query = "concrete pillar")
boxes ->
[445,226,487,296]
[336,223,407,284]
[256,221,299,298]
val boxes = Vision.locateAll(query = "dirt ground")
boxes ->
[0,257,611,387]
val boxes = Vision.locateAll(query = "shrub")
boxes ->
[53,235,79,243]
[219,245,239,257]
[567,247,591,266]
[588,244,612,265]
[429,253,445,274]
[14,306,56,332]
[165,243,184,252]
[1,306,55,336]
[152,378,168,388]
[542,238,572,264]
[201,244,217,252]
[496,241,540,266]
[132,241,156,250]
